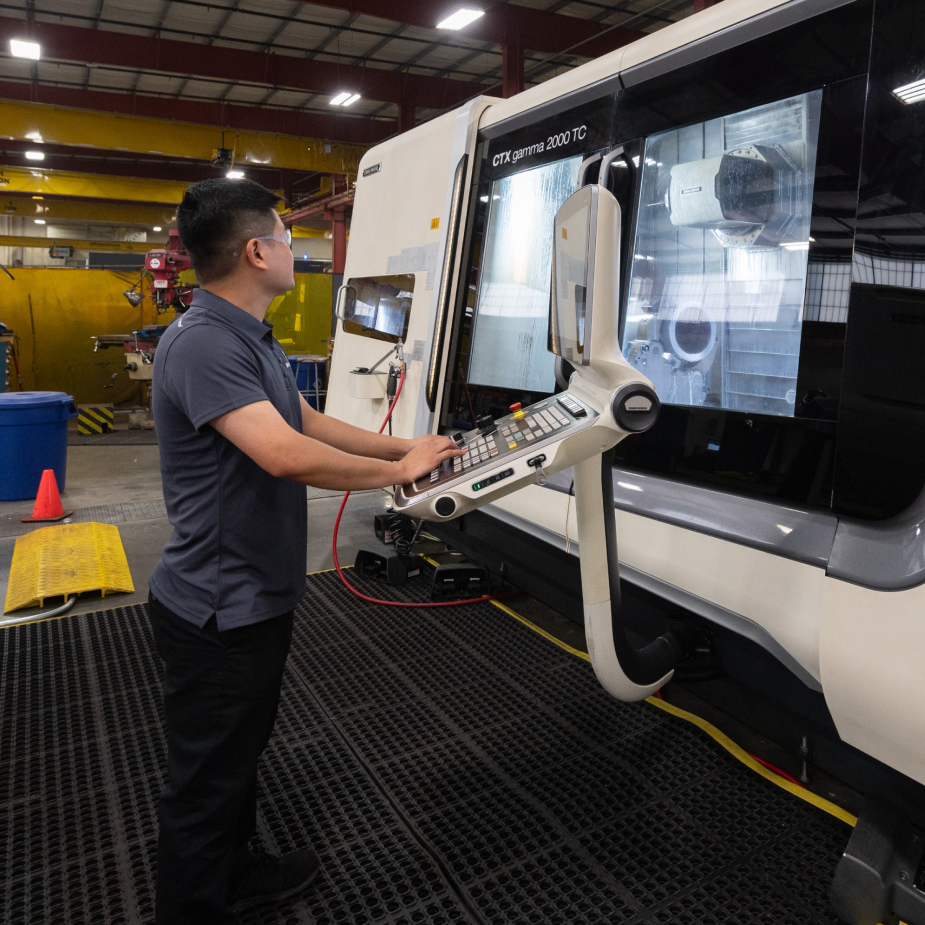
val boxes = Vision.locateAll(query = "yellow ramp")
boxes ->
[4,523,134,614]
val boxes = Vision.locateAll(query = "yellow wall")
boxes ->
[0,268,167,405]
[0,269,333,404]
[266,274,332,357]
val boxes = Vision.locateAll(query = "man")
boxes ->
[148,178,462,925]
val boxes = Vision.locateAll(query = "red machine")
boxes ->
[145,230,194,313]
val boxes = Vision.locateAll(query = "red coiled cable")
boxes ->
[331,368,500,608]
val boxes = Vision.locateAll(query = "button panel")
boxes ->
[557,395,587,417]
[413,394,597,499]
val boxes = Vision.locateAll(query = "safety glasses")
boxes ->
[233,228,292,256]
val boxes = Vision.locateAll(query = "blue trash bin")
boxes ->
[287,355,327,409]
[0,391,78,501]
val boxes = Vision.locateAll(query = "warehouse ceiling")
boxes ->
[0,1,701,220]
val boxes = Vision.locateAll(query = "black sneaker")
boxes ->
[229,848,320,912]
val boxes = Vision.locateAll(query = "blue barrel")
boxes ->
[287,355,327,409]
[0,391,77,501]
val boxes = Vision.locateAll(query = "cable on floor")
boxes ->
[332,369,503,609]
[329,384,857,824]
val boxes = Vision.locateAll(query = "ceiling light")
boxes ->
[34,218,45,225]
[437,9,484,30]
[25,150,44,161]
[226,170,244,179]
[893,77,925,105]
[153,226,162,232]
[330,91,360,106]
[10,40,40,60]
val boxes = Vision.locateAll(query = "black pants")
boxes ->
[147,592,294,925]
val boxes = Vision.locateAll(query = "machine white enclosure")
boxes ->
[327,0,925,805]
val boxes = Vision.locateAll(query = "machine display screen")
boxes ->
[622,90,822,416]
[342,274,415,344]
[467,155,583,392]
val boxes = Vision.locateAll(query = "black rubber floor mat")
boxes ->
[0,568,852,924]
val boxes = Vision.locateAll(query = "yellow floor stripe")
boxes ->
[307,564,350,576]
[488,595,857,829]
[644,695,857,827]
[318,556,859,828]
[490,599,591,662]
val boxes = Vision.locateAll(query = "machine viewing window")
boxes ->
[342,275,415,344]
[468,155,583,392]
[622,90,822,416]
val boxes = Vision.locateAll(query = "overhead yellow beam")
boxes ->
[0,234,151,253]
[2,196,177,225]
[0,99,366,174]
[292,226,326,238]
[0,165,191,204]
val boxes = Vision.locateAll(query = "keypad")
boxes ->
[557,394,587,417]
[422,394,594,493]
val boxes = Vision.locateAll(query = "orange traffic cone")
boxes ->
[21,469,75,523]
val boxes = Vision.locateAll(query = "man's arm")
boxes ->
[299,394,409,460]
[212,400,462,490]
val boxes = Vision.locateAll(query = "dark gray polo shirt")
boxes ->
[150,289,307,630]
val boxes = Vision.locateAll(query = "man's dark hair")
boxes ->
[176,178,282,283]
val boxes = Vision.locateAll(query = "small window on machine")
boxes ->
[342,275,415,344]
[622,90,823,416]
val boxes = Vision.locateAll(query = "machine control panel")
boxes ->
[403,394,598,503]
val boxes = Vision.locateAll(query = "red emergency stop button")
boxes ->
[509,403,522,412]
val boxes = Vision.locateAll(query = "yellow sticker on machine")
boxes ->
[4,522,134,613]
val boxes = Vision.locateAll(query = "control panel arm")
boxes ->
[394,168,679,702]
[574,451,679,700]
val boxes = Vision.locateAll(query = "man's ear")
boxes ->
[246,240,270,271]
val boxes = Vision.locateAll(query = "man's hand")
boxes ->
[398,435,464,485]
[406,433,461,455]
